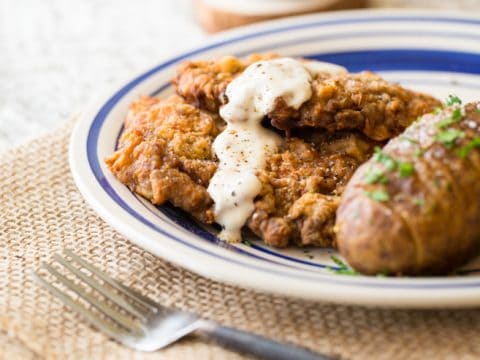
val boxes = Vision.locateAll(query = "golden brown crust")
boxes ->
[250,132,379,247]
[269,72,440,141]
[106,94,380,247]
[336,103,480,275]
[174,56,440,140]
[105,95,219,223]
[172,54,277,112]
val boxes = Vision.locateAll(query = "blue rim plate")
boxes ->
[70,9,480,308]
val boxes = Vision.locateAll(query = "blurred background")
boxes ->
[1,0,479,151]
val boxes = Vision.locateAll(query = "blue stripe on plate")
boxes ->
[308,49,480,74]
[135,195,306,269]
[238,30,480,57]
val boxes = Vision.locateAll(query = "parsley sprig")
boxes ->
[398,162,414,178]
[372,147,415,178]
[400,136,419,144]
[365,190,390,202]
[445,94,462,106]
[364,167,389,185]
[373,147,397,171]
[435,128,465,148]
[328,256,358,275]
[364,148,416,202]
[242,239,253,247]
[436,108,462,129]
[328,256,391,277]
[414,148,425,157]
[413,198,425,207]
[457,137,480,158]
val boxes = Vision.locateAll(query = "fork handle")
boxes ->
[196,321,332,360]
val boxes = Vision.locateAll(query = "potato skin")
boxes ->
[336,102,480,275]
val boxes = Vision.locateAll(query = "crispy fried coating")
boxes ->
[106,95,379,247]
[105,95,219,223]
[173,54,277,113]
[269,71,440,141]
[173,56,440,141]
[109,55,440,248]
[250,131,379,247]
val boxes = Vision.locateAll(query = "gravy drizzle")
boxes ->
[207,57,346,242]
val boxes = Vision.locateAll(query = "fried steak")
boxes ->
[107,56,441,248]
[107,95,381,247]
[105,95,218,224]
[174,56,440,141]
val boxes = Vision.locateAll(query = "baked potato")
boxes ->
[336,100,480,275]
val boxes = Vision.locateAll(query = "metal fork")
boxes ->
[32,249,331,360]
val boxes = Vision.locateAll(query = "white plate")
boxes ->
[70,10,480,308]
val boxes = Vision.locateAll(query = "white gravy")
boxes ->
[207,57,346,242]
[301,60,347,77]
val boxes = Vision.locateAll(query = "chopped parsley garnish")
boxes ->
[371,147,415,178]
[435,128,465,148]
[364,167,389,184]
[445,94,462,106]
[436,118,454,129]
[400,136,418,144]
[330,255,346,267]
[413,198,425,206]
[242,239,253,247]
[365,190,390,202]
[372,147,397,171]
[452,107,462,121]
[414,148,425,158]
[334,268,359,275]
[327,256,358,276]
[398,162,414,178]
[436,108,462,129]
[457,137,480,158]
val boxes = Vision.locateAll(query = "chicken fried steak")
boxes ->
[250,131,379,247]
[106,95,380,247]
[105,95,218,224]
[108,55,441,248]
[174,57,440,141]
[174,54,277,113]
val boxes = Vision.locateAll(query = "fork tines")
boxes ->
[32,249,158,340]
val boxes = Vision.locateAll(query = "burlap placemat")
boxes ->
[1,120,480,360]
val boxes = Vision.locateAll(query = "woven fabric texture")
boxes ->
[1,120,480,360]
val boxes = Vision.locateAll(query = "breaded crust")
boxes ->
[108,55,442,251]
[106,95,379,247]
[268,71,440,141]
[250,131,379,247]
[105,95,219,223]
[173,56,440,140]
